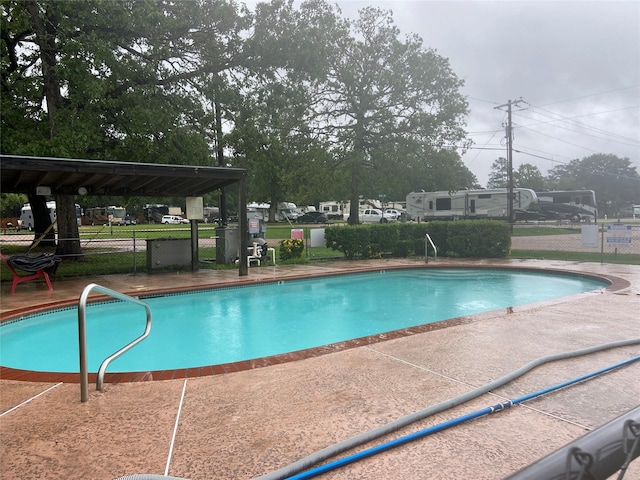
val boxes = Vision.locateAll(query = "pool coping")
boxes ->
[0,263,630,384]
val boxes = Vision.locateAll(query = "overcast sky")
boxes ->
[334,0,640,186]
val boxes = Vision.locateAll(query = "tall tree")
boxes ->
[308,7,469,223]
[487,157,509,188]
[515,163,547,191]
[1,0,251,253]
[224,0,344,218]
[547,154,639,217]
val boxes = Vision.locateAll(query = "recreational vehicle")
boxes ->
[247,202,298,222]
[319,201,347,220]
[143,204,169,223]
[534,190,597,222]
[20,202,82,230]
[405,188,538,221]
[319,199,405,221]
[203,206,220,223]
[276,202,298,222]
[84,206,127,225]
[20,202,55,230]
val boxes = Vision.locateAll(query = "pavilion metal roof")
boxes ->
[0,154,246,197]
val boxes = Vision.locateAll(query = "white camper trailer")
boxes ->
[405,188,538,221]
[247,202,298,222]
[20,201,56,230]
[20,202,82,229]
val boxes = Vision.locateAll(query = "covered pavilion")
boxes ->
[0,154,250,274]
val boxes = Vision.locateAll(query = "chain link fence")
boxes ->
[512,221,640,261]
[1,220,639,280]
[0,226,221,276]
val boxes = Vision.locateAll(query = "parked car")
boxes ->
[297,211,328,224]
[161,215,189,224]
[359,208,398,223]
[123,215,137,225]
[383,209,402,221]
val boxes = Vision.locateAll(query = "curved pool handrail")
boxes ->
[78,283,152,402]
[425,233,437,262]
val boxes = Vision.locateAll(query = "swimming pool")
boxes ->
[1,268,608,374]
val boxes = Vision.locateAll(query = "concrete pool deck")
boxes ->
[1,258,639,479]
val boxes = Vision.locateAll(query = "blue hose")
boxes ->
[286,355,640,480]
[254,339,640,480]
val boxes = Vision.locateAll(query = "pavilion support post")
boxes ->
[238,176,248,276]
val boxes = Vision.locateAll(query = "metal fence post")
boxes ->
[133,230,136,273]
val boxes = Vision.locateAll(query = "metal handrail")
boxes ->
[78,283,152,402]
[425,233,437,263]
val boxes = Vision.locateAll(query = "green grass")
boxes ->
[79,224,218,239]
[512,226,580,236]
[509,249,640,265]
[4,225,638,284]
[0,244,341,282]
[1,250,144,280]
[303,246,343,260]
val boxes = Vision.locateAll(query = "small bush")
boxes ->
[279,238,304,261]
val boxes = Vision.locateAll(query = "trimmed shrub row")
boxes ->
[324,220,511,259]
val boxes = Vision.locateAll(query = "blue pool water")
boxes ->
[1,269,607,373]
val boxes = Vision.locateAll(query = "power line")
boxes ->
[518,126,603,154]
[536,84,640,108]
[465,126,505,166]
[467,95,502,106]
[521,105,640,146]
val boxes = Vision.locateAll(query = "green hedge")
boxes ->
[324,220,511,259]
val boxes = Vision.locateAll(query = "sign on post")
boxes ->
[606,223,632,248]
[186,197,204,220]
[581,225,598,247]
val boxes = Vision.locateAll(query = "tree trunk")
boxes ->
[55,194,83,259]
[26,1,83,259]
[348,162,361,225]
[214,93,228,226]
[269,203,277,223]
[27,195,56,248]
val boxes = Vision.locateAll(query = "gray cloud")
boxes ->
[337,0,640,185]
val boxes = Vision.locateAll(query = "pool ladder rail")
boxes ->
[425,233,437,263]
[78,283,152,402]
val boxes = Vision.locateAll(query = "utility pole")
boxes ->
[495,98,526,228]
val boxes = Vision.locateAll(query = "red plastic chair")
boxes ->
[0,252,54,294]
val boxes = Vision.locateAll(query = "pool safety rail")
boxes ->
[78,283,152,402]
[424,233,437,263]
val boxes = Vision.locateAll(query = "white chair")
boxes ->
[266,247,276,265]
[248,242,261,266]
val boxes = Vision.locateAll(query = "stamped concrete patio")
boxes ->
[1,258,639,480]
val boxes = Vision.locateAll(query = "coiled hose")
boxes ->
[253,338,640,480]
[115,338,640,480]
[285,355,640,479]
